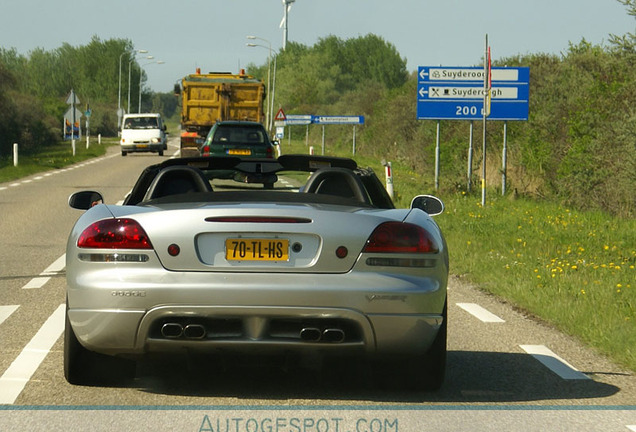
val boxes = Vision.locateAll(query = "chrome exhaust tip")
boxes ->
[300,327,322,342]
[161,323,183,338]
[322,328,345,343]
[183,324,206,339]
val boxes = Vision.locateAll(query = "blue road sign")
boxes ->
[417,66,529,121]
[312,115,365,125]
[284,114,312,125]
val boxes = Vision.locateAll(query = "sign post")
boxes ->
[274,114,364,155]
[417,56,529,195]
[481,36,490,207]
[312,116,364,155]
[65,90,82,155]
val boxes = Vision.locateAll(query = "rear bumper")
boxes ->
[66,269,446,358]
[121,143,163,153]
[68,305,443,358]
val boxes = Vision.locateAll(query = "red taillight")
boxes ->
[363,222,438,254]
[201,145,210,156]
[266,145,274,158]
[78,218,153,249]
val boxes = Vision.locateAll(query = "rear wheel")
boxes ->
[374,299,447,391]
[158,150,164,156]
[408,300,447,391]
[121,151,127,156]
[64,304,135,385]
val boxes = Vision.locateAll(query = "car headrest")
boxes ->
[143,165,212,201]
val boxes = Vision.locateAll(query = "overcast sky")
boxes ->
[0,0,633,92]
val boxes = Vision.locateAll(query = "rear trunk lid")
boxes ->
[125,203,394,273]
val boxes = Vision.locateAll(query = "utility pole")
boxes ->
[481,35,491,207]
[281,0,295,49]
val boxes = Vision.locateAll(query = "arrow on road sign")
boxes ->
[66,90,80,105]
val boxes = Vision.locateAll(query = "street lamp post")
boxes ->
[138,61,165,113]
[128,55,153,114]
[246,36,274,132]
[282,0,295,50]
[118,49,147,128]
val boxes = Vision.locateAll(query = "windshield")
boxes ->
[212,126,267,144]
[123,117,159,129]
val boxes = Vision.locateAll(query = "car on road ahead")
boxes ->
[120,113,167,156]
[199,121,276,158]
[64,154,448,389]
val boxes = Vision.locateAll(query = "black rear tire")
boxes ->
[409,299,447,391]
[371,299,447,391]
[64,305,135,385]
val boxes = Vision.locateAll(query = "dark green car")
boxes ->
[199,121,276,158]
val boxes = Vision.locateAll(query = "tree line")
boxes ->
[255,5,634,217]
[0,1,634,216]
[0,36,178,154]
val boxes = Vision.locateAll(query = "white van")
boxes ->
[120,113,167,156]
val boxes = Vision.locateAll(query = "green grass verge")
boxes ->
[0,138,118,183]
[441,194,635,372]
[283,137,635,372]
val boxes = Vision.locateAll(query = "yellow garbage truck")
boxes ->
[177,69,266,157]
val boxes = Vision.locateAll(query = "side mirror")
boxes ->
[69,191,104,210]
[410,195,444,216]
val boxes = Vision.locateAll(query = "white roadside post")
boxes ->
[85,107,91,149]
[383,160,394,198]
[13,143,18,167]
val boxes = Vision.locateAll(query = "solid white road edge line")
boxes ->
[0,303,65,404]
[520,344,590,380]
[456,302,505,323]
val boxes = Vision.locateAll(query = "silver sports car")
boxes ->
[65,154,449,389]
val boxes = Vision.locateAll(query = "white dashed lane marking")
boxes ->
[454,303,590,381]
[22,254,65,289]
[0,305,19,326]
[520,344,590,380]
[456,302,505,323]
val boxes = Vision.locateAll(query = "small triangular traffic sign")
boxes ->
[274,108,286,121]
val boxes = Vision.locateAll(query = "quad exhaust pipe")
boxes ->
[300,327,345,343]
[161,322,344,343]
[161,323,206,339]
[183,324,206,339]
[322,328,345,343]
[161,323,183,338]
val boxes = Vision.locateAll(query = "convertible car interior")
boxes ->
[124,155,395,209]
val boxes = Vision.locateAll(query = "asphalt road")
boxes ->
[0,138,634,431]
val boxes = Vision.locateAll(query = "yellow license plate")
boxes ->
[136,144,148,148]
[225,238,289,261]
[228,149,252,155]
